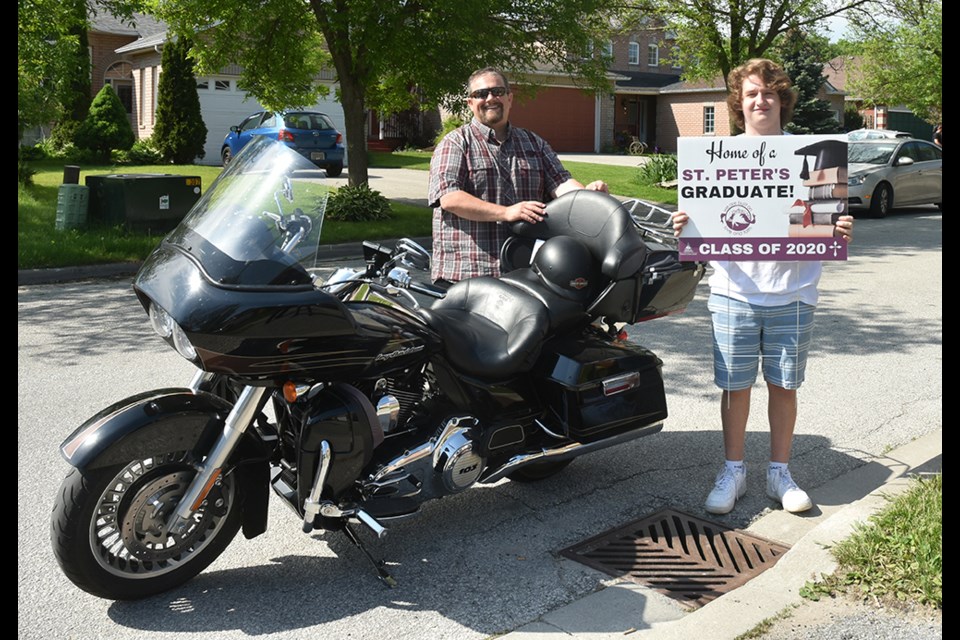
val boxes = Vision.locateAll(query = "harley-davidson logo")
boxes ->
[569,277,589,290]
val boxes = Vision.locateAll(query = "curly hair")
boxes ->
[726,59,796,131]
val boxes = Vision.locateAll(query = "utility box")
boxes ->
[85,174,202,232]
[55,184,89,230]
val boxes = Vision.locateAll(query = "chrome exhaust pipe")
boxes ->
[479,421,663,484]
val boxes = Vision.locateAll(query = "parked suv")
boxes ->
[221,111,345,176]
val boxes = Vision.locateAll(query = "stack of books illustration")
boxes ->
[787,139,848,237]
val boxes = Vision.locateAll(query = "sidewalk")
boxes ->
[499,428,942,640]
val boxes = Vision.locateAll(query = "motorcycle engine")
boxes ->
[433,424,485,492]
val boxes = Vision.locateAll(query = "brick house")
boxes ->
[824,55,934,139]
[84,8,346,165]
[71,7,848,161]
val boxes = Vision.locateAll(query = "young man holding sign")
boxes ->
[673,59,854,514]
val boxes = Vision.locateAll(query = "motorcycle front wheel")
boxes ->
[51,451,242,600]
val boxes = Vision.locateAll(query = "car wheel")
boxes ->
[869,183,892,218]
[325,163,343,178]
[221,147,233,167]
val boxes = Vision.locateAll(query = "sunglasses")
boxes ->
[468,86,509,100]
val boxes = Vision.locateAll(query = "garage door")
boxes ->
[509,86,596,152]
[196,77,347,166]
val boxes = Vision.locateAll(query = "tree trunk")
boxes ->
[338,76,369,186]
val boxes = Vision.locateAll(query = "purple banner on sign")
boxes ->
[678,237,848,261]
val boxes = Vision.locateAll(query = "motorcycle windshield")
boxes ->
[165,136,330,287]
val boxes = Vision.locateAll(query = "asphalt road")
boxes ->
[18,207,941,640]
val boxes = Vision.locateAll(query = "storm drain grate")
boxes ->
[559,508,790,609]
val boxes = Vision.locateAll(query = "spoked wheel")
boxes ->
[51,452,242,600]
[507,459,573,483]
[628,140,647,156]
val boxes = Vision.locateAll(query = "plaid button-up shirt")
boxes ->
[428,118,571,282]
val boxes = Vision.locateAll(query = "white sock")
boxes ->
[725,460,745,474]
[768,462,788,473]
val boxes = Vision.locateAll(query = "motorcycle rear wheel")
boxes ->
[51,451,242,600]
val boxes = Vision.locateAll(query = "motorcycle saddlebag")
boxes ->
[589,241,705,324]
[536,335,667,442]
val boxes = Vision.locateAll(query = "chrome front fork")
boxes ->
[167,381,267,536]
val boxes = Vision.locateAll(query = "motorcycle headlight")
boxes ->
[171,323,198,361]
[848,174,867,187]
[149,303,175,338]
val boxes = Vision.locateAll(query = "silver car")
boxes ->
[846,128,912,141]
[847,138,942,218]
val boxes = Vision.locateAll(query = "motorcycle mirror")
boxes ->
[395,239,431,270]
[398,252,429,271]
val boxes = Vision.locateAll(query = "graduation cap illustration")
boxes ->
[795,138,847,180]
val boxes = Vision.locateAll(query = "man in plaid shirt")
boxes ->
[428,67,608,284]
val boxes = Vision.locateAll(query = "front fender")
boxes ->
[59,388,235,471]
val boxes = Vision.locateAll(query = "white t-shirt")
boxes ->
[708,260,821,307]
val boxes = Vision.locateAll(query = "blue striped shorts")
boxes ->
[708,293,815,391]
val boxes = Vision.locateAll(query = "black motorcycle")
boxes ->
[51,137,705,600]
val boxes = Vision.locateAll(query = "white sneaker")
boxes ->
[704,465,746,514]
[767,466,813,513]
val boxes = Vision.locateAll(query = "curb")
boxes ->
[17,237,434,287]
[499,428,942,639]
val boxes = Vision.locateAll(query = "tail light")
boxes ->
[335,132,343,144]
[278,129,295,143]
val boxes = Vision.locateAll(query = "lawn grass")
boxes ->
[370,150,679,205]
[19,151,675,270]
[797,471,942,613]
[829,472,942,608]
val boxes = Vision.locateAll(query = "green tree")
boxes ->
[18,0,142,141]
[847,0,941,122]
[49,0,92,147]
[147,0,619,186]
[19,0,83,140]
[630,0,874,87]
[74,84,135,161]
[779,28,844,134]
[153,36,207,163]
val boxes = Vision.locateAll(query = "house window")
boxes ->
[647,44,659,67]
[628,42,640,65]
[104,61,134,115]
[215,79,231,91]
[602,40,613,60]
[196,79,209,90]
[704,106,715,134]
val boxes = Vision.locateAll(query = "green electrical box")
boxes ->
[85,174,202,232]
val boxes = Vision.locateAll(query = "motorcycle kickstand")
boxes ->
[342,523,397,588]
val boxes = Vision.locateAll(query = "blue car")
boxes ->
[221,110,345,176]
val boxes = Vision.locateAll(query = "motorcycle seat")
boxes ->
[419,277,549,378]
[500,268,591,334]
[508,190,648,280]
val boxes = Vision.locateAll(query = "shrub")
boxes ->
[844,107,865,132]
[326,183,392,222]
[636,153,678,186]
[18,147,37,186]
[153,37,206,163]
[116,138,162,165]
[74,85,134,162]
[433,115,465,146]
